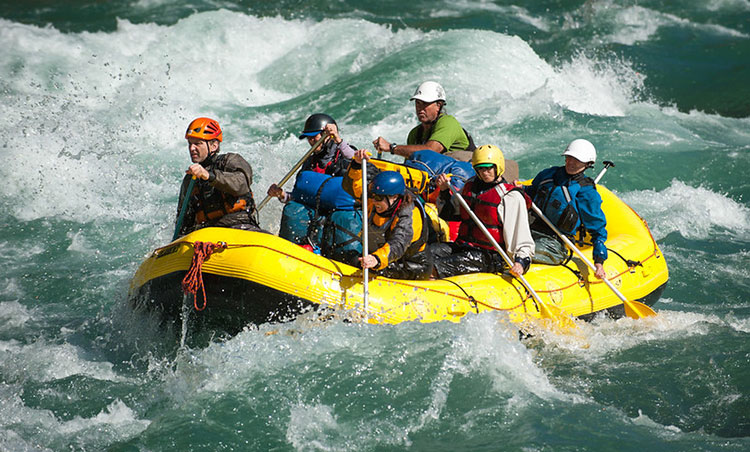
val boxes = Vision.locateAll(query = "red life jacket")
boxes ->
[310,147,341,174]
[456,180,530,251]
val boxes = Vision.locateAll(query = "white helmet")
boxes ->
[410,81,446,103]
[563,138,597,164]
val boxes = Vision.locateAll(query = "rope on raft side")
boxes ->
[181,241,226,311]
[170,238,659,314]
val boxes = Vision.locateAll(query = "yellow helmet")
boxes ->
[471,144,505,176]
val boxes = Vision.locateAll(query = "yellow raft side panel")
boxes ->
[130,185,668,325]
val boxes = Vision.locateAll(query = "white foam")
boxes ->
[0,339,125,383]
[0,386,148,450]
[609,6,666,46]
[0,13,423,226]
[430,1,550,31]
[548,53,645,117]
[156,313,585,449]
[286,402,344,452]
[0,10,722,232]
[607,4,748,45]
[58,399,150,435]
[0,384,61,450]
[621,180,750,241]
[705,0,750,11]
[632,409,684,436]
[455,314,569,400]
[66,230,96,254]
[550,309,726,361]
[0,301,31,331]
[0,277,24,301]
[727,314,750,333]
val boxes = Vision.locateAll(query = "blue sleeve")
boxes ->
[577,185,608,263]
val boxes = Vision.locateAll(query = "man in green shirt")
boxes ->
[373,81,476,162]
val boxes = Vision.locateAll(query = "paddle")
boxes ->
[594,161,615,184]
[529,202,656,319]
[446,183,577,328]
[256,134,328,212]
[362,159,370,310]
[173,176,196,241]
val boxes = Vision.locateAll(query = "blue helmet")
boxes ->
[370,171,406,196]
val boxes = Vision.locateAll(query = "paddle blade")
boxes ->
[537,301,578,330]
[623,299,657,319]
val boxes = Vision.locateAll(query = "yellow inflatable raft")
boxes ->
[128,184,668,333]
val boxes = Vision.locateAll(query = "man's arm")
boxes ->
[391,140,444,158]
[373,136,443,158]
[210,153,253,196]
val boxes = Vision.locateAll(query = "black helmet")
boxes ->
[299,113,336,139]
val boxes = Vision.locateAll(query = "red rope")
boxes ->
[181,241,225,311]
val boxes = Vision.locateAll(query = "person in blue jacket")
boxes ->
[524,138,608,279]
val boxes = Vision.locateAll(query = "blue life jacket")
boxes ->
[530,166,608,262]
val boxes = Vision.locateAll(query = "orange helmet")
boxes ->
[185,117,222,142]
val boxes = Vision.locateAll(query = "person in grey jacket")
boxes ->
[176,117,260,237]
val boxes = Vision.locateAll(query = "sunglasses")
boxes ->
[370,194,388,202]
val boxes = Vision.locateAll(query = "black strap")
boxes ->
[441,278,480,314]
[607,247,642,268]
[462,128,477,153]
[330,218,361,248]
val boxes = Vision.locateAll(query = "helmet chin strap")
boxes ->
[387,196,403,217]
[202,140,219,164]
[376,195,402,217]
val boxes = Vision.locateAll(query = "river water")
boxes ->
[1,1,749,450]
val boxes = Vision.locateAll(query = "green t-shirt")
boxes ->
[407,114,469,154]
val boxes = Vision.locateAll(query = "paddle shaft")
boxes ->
[529,202,655,317]
[594,161,614,184]
[362,159,369,310]
[173,176,196,241]
[256,134,328,212]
